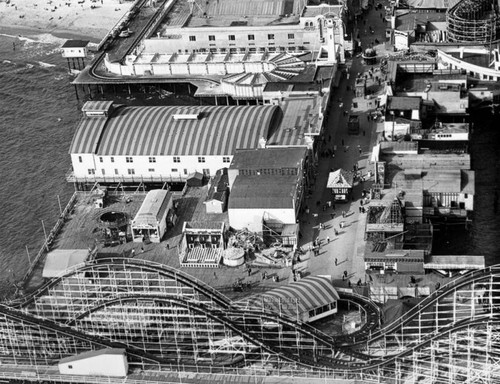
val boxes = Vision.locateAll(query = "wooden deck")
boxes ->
[24,186,292,300]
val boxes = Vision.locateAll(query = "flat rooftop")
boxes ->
[448,51,491,69]
[395,10,446,32]
[160,0,303,29]
[394,72,466,93]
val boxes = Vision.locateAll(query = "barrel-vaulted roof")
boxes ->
[243,276,340,319]
[69,105,281,156]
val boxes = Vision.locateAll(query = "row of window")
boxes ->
[79,156,231,163]
[189,34,296,42]
[88,168,212,175]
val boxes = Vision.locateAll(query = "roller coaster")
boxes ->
[0,258,499,383]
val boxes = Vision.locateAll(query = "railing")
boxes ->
[18,191,80,289]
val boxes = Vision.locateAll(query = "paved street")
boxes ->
[297,0,390,286]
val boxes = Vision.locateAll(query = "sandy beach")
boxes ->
[0,0,133,41]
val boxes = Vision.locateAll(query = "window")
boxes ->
[127,169,135,175]
[208,35,215,41]
[101,169,105,175]
[126,157,133,163]
[88,169,95,175]
[68,365,73,369]
[114,169,119,175]
[228,35,235,41]
[203,168,210,176]
[171,168,178,173]
[149,157,156,163]
[248,34,255,40]
[222,156,231,163]
[189,35,196,41]
[78,156,82,163]
[288,33,295,39]
[99,157,103,163]
[110,157,114,163]
[148,168,155,172]
[173,156,180,163]
[184,169,188,175]
[268,34,275,40]
[198,157,206,163]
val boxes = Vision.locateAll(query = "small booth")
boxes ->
[132,190,173,243]
[179,221,225,268]
[327,169,354,202]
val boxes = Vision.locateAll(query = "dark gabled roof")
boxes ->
[387,96,421,110]
[230,147,307,170]
[61,40,90,48]
[206,170,229,202]
[229,174,298,209]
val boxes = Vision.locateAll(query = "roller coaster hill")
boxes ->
[0,258,499,383]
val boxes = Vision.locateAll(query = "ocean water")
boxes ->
[0,31,78,298]
[0,30,499,299]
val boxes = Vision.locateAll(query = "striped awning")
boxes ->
[70,105,280,156]
[244,276,339,319]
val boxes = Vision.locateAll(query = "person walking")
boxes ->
[335,258,338,266]
[327,236,330,244]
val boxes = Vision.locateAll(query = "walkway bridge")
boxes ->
[1,259,499,383]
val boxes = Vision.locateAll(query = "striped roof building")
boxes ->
[69,105,282,156]
[243,276,340,320]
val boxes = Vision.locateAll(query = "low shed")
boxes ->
[42,249,89,278]
[244,276,339,323]
[132,190,173,243]
[58,348,128,377]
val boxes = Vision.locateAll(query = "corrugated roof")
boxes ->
[59,348,126,364]
[81,101,114,112]
[70,105,280,155]
[69,115,108,154]
[244,276,339,319]
[230,147,307,170]
[132,190,172,227]
[387,96,421,110]
[229,174,298,209]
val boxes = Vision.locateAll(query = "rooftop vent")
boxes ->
[173,113,201,120]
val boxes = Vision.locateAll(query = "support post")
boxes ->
[41,220,49,251]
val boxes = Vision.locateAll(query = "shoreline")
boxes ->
[0,24,108,43]
[0,0,132,43]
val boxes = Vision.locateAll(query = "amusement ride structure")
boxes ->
[0,258,498,383]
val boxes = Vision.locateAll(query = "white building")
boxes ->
[131,189,173,243]
[228,174,302,234]
[102,0,348,98]
[58,348,128,377]
[68,102,281,185]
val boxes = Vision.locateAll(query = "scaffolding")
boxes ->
[0,259,499,382]
[446,0,500,43]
